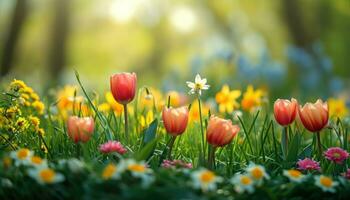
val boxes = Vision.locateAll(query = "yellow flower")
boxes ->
[314,175,338,193]
[10,79,27,91]
[41,144,48,153]
[38,128,45,137]
[166,90,185,107]
[102,163,121,180]
[283,169,305,183]
[328,98,348,118]
[29,116,40,130]
[105,92,124,115]
[140,110,154,130]
[98,103,111,113]
[32,101,45,115]
[241,85,264,112]
[139,88,164,111]
[5,106,21,119]
[189,100,210,122]
[215,85,241,113]
[15,117,29,132]
[57,85,83,111]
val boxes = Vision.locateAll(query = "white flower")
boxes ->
[245,163,270,185]
[230,174,255,194]
[283,169,305,183]
[191,168,222,192]
[186,74,210,95]
[27,156,48,169]
[123,159,154,187]
[28,168,64,185]
[59,158,85,173]
[314,175,339,193]
[10,148,33,166]
[101,163,123,180]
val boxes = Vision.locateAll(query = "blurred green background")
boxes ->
[0,0,349,100]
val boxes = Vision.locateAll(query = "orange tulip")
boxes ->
[274,98,298,126]
[110,72,137,105]
[206,116,240,147]
[162,106,189,136]
[298,99,329,132]
[67,116,95,143]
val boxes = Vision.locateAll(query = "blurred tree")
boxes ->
[0,0,27,77]
[47,0,70,87]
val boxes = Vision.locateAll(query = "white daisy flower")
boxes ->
[191,168,222,192]
[59,158,85,173]
[230,173,255,194]
[245,163,270,185]
[27,155,48,169]
[123,159,154,187]
[186,74,210,95]
[28,167,64,185]
[10,148,33,166]
[101,163,124,180]
[314,175,339,193]
[283,169,305,183]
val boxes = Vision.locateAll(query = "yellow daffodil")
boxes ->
[139,110,154,130]
[189,100,210,122]
[328,98,348,119]
[139,87,164,111]
[241,85,264,112]
[105,92,124,115]
[215,85,241,113]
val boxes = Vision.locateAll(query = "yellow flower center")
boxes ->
[200,171,215,183]
[288,169,301,178]
[320,176,333,188]
[102,164,117,180]
[39,169,55,183]
[241,176,252,185]
[17,148,30,160]
[195,83,203,90]
[31,156,42,164]
[128,164,146,173]
[333,153,341,158]
[251,168,263,179]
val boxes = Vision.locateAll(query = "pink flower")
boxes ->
[99,141,127,155]
[161,160,193,169]
[297,158,321,171]
[324,147,349,164]
[342,169,350,180]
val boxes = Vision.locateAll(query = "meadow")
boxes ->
[0,71,349,200]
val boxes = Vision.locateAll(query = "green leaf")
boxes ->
[286,133,301,162]
[134,139,158,161]
[143,118,158,145]
[298,143,313,159]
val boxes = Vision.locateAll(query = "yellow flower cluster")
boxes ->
[10,79,45,115]
[0,80,45,137]
[328,98,348,119]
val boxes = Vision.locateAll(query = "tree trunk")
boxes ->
[0,0,28,77]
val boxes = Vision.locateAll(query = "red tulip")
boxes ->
[298,99,329,132]
[67,116,95,143]
[110,72,137,104]
[274,98,298,126]
[162,106,189,136]
[206,116,240,147]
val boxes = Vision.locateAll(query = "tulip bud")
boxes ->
[162,106,189,136]
[67,116,95,143]
[206,116,240,147]
[298,99,329,132]
[274,98,298,126]
[110,72,137,105]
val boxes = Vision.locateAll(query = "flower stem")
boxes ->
[76,143,80,158]
[283,126,288,157]
[123,104,129,138]
[198,97,206,159]
[316,131,322,159]
[208,145,216,170]
[167,136,177,159]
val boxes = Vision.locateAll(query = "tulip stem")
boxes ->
[208,145,216,170]
[316,132,322,159]
[198,97,205,159]
[283,126,288,158]
[167,136,177,159]
[123,104,129,138]
[76,143,80,158]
